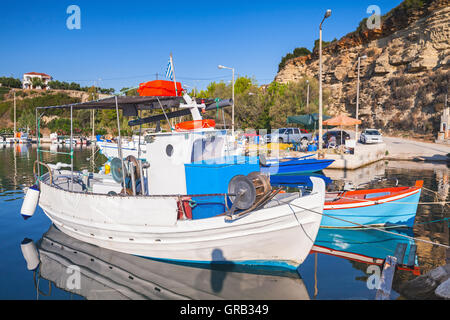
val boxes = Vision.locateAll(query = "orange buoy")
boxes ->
[175,119,216,132]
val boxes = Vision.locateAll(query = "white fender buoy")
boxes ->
[20,185,40,220]
[20,238,40,270]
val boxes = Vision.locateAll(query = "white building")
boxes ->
[22,72,52,90]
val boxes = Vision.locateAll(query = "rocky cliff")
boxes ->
[275,0,449,136]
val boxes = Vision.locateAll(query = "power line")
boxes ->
[59,73,231,83]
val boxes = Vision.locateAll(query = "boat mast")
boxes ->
[13,90,16,142]
[35,108,40,178]
[70,105,74,191]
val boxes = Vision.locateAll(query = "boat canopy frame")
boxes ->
[34,94,233,197]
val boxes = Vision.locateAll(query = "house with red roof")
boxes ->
[22,72,52,90]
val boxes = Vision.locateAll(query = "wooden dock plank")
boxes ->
[394,243,407,265]
[407,245,417,267]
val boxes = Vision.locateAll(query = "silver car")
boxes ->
[264,128,312,144]
[360,129,383,144]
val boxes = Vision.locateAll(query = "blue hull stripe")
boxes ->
[137,256,300,272]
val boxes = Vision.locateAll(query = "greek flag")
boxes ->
[165,57,174,80]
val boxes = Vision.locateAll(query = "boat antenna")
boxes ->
[156,97,174,132]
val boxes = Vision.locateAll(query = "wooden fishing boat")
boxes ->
[260,155,334,176]
[270,173,332,188]
[321,181,423,228]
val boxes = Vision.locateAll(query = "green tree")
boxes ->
[120,87,138,96]
[313,38,337,52]
[17,108,35,131]
[278,47,311,72]
[0,77,22,88]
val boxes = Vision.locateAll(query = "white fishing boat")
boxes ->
[97,135,147,160]
[16,131,32,144]
[22,93,325,270]
[50,132,61,145]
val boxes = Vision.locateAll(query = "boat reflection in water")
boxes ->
[30,225,310,300]
[311,227,419,274]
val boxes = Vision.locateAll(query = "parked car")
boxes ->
[322,131,351,147]
[264,128,312,144]
[360,129,383,144]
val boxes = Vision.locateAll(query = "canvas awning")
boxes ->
[36,96,185,111]
[323,114,362,146]
[137,80,184,97]
[287,113,332,130]
[35,95,221,117]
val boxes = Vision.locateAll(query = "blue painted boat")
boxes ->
[311,227,419,272]
[321,181,423,228]
[260,155,334,175]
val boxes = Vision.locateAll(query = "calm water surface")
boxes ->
[0,144,448,300]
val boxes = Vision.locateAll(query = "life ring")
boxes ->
[175,119,216,132]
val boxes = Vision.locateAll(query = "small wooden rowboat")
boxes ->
[321,181,423,228]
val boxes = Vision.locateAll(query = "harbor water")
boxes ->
[0,144,448,300]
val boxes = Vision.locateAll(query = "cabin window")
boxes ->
[191,136,225,163]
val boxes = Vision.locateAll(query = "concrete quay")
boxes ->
[284,135,449,170]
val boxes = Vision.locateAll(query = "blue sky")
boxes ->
[0,0,402,91]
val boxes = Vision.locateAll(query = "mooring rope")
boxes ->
[280,199,450,249]
[414,217,450,226]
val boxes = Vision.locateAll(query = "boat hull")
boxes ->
[37,178,325,270]
[321,189,421,228]
[98,141,145,159]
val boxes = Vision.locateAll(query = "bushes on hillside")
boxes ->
[278,47,311,72]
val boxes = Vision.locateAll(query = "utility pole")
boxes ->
[355,55,367,142]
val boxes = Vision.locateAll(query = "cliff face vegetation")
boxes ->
[275,0,449,137]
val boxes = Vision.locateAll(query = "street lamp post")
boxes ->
[355,55,367,142]
[218,65,235,135]
[318,9,332,153]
